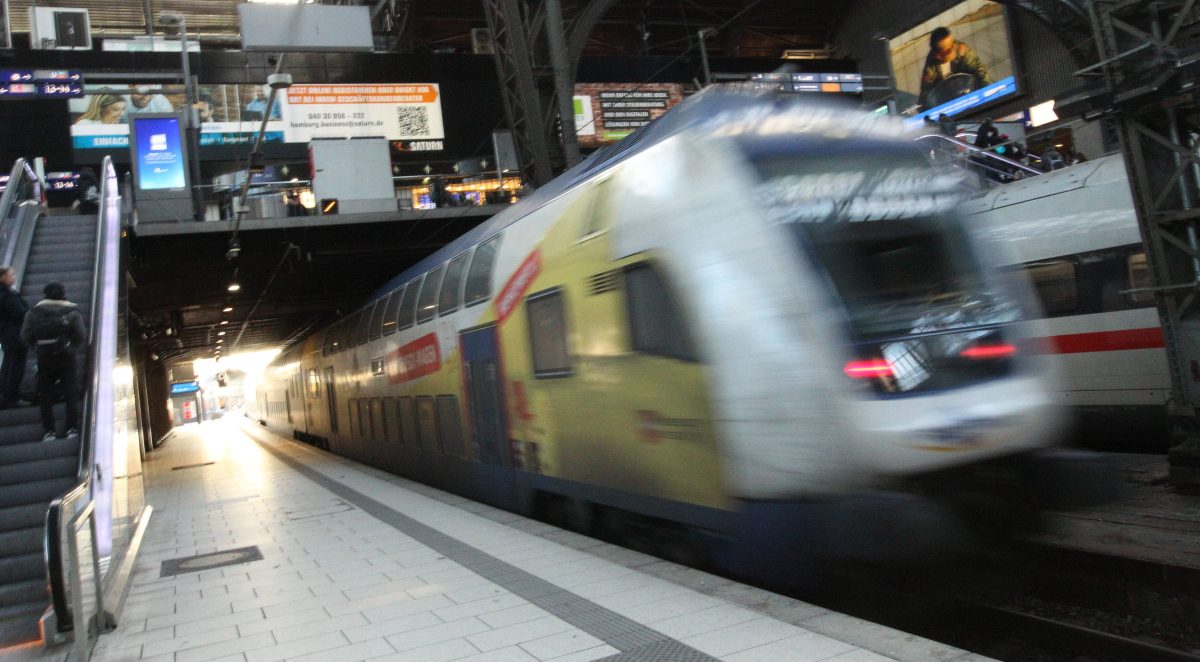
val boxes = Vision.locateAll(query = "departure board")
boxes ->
[749,73,863,94]
[0,70,84,98]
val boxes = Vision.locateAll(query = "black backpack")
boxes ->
[33,312,71,355]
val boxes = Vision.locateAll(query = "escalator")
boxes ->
[0,155,133,657]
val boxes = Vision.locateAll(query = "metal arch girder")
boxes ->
[482,0,556,186]
[566,0,622,74]
[990,0,1100,66]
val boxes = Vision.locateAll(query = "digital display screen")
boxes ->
[0,69,84,98]
[888,0,1017,125]
[170,381,200,394]
[133,116,186,190]
[70,82,445,155]
[573,83,685,147]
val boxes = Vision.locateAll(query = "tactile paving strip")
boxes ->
[253,438,719,660]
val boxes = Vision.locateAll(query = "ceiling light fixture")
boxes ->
[228,283,240,292]
[220,320,229,325]
[217,331,226,336]
[223,307,233,313]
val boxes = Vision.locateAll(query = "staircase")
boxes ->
[0,212,96,648]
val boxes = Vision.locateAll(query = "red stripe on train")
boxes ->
[1024,327,1165,355]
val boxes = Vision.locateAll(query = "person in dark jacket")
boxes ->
[75,166,100,215]
[20,282,87,441]
[0,266,30,408]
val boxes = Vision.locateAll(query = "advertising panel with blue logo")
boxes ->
[889,0,1019,126]
[133,116,186,190]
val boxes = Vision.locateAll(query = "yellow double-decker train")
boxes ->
[255,88,1110,583]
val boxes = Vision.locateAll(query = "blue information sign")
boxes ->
[170,381,200,395]
[133,116,187,190]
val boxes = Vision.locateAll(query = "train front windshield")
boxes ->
[752,148,1022,394]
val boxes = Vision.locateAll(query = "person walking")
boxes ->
[0,266,29,408]
[21,282,86,441]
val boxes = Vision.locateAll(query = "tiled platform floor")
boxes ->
[90,419,989,662]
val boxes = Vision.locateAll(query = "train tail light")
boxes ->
[844,359,894,379]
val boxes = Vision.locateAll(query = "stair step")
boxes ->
[0,504,50,534]
[0,602,44,648]
[0,438,79,465]
[0,553,44,586]
[0,579,47,609]
[22,269,92,281]
[0,456,76,486]
[0,527,44,558]
[0,406,43,427]
[0,423,48,447]
[0,477,73,509]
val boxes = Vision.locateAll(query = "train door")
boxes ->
[461,325,516,509]
[324,367,338,433]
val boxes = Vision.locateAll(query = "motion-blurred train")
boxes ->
[964,154,1184,445]
[255,87,1109,582]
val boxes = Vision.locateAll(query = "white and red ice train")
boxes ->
[963,153,1190,443]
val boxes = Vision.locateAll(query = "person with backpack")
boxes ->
[75,167,100,215]
[20,282,86,441]
[0,266,30,408]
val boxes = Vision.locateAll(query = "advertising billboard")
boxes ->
[70,82,446,154]
[888,0,1017,125]
[132,116,186,190]
[573,83,684,148]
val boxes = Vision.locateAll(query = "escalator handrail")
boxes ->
[0,159,40,266]
[915,133,1044,177]
[44,155,120,633]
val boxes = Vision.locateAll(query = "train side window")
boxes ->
[1127,253,1155,303]
[398,396,417,446]
[439,254,469,316]
[358,399,370,438]
[397,277,421,331]
[624,263,696,361]
[383,397,398,444]
[356,306,374,346]
[464,235,501,306]
[416,396,438,450]
[581,178,613,238]
[368,297,387,341]
[348,398,359,437]
[417,266,445,324]
[436,395,464,457]
[382,286,404,336]
[370,398,384,439]
[526,288,572,377]
[1026,261,1078,315]
[344,311,361,348]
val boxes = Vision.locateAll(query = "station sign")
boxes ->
[0,69,84,99]
[170,380,200,395]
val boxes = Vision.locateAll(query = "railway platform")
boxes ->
[1034,453,1200,570]
[71,419,986,662]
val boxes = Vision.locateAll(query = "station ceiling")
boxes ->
[5,0,851,58]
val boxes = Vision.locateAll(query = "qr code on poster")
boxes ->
[396,107,430,135]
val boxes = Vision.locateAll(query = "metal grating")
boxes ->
[160,545,263,577]
[587,269,621,296]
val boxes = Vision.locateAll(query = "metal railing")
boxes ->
[45,155,121,644]
[0,159,43,271]
[915,133,1044,187]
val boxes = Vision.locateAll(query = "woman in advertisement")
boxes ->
[74,92,126,125]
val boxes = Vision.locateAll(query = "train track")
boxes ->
[809,542,1200,662]
[970,601,1200,662]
